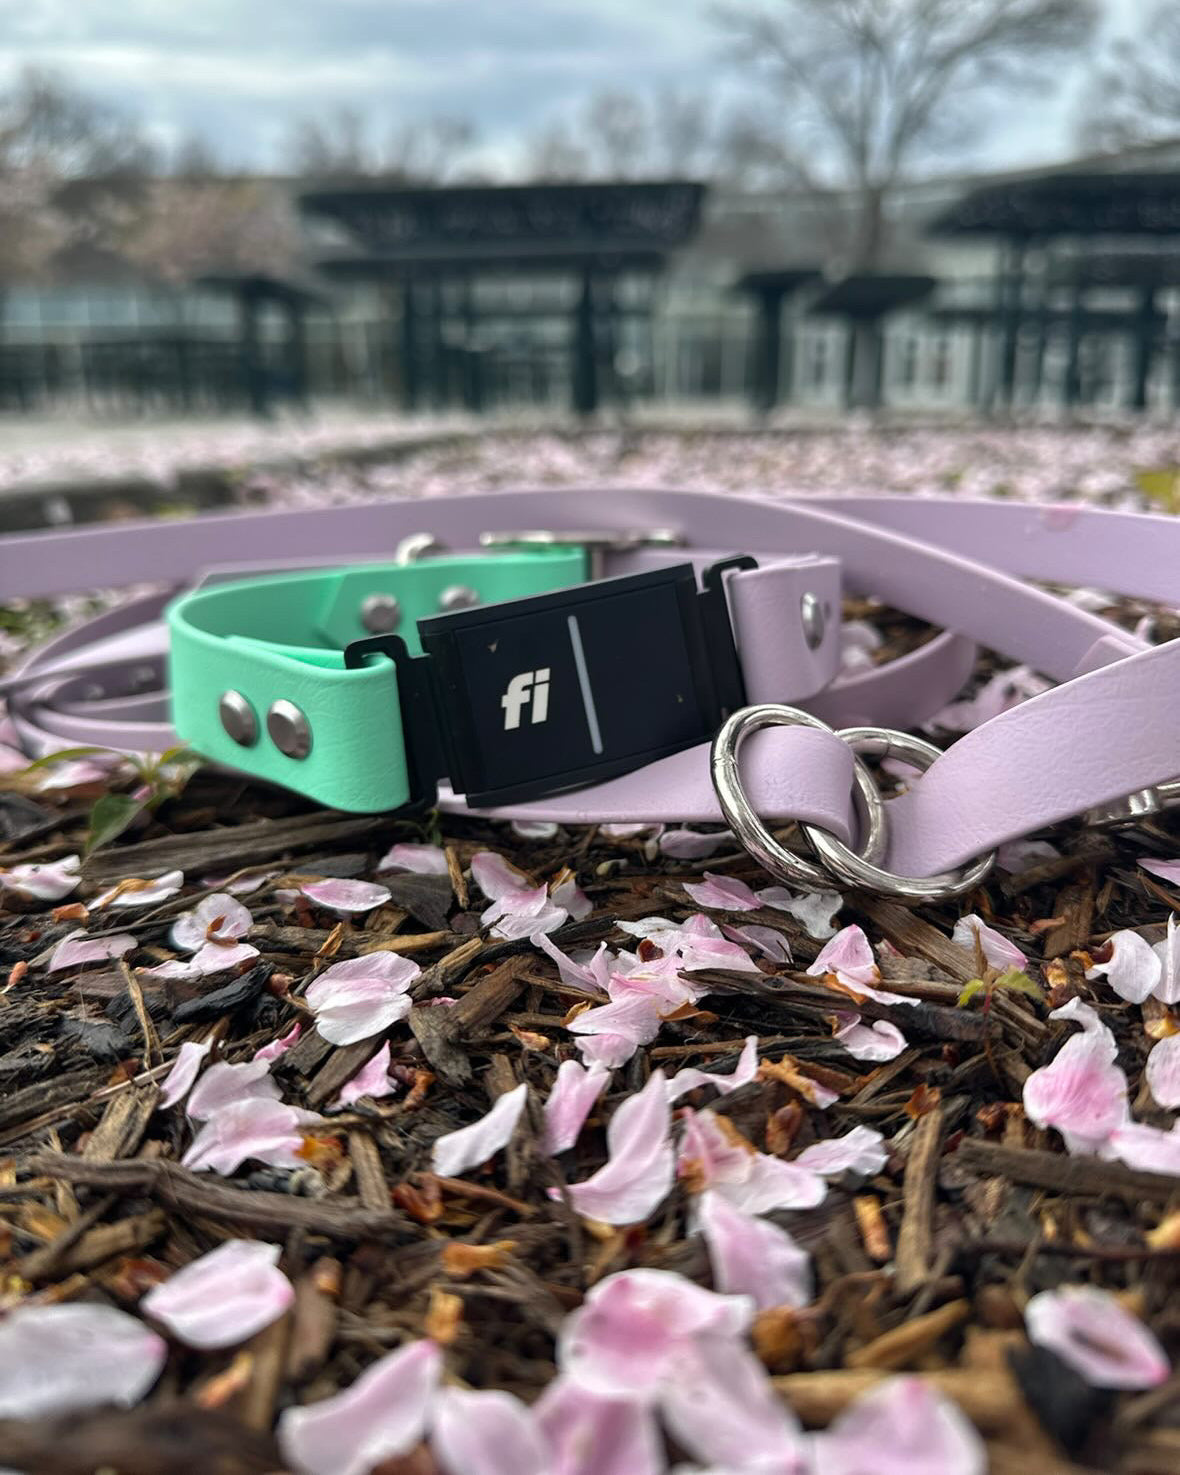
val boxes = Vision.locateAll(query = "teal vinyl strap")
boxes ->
[167,548,587,813]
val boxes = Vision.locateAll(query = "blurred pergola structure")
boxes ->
[929,172,1180,412]
[198,272,327,418]
[300,182,705,417]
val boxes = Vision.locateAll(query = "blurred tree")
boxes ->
[524,87,727,181]
[1074,3,1180,153]
[120,179,300,284]
[286,108,478,181]
[714,0,1099,268]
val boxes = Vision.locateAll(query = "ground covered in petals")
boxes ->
[1,426,1180,1474]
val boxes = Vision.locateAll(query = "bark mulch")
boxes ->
[1,627,1179,1473]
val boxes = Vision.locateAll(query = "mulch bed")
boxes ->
[0,605,1179,1474]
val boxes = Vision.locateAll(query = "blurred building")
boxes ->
[3,138,1180,418]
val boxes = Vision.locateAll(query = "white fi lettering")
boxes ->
[500,668,551,730]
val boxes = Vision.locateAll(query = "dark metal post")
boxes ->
[1131,284,1158,412]
[571,266,598,417]
[400,280,420,412]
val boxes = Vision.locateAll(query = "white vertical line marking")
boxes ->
[567,614,603,754]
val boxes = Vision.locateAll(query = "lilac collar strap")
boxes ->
[0,490,1171,899]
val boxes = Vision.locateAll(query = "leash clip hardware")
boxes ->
[711,704,996,900]
[1083,780,1180,830]
[478,527,683,581]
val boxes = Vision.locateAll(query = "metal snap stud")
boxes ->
[439,584,479,612]
[267,699,312,759]
[361,593,402,634]
[800,591,826,650]
[219,690,258,747]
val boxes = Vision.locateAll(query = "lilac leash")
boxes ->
[0,489,1172,896]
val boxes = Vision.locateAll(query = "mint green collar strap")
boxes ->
[167,547,586,812]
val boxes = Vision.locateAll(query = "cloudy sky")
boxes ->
[0,0,1157,175]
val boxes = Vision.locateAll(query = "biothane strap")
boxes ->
[0,489,1172,884]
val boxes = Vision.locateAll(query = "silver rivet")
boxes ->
[361,593,401,633]
[439,584,479,612]
[395,532,444,564]
[219,690,258,746]
[267,699,312,759]
[800,592,826,651]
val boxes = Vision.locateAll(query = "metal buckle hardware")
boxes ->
[479,527,683,580]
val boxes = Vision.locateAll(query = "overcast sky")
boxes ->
[0,0,1158,175]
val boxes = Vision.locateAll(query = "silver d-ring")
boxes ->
[801,726,995,899]
[710,704,888,891]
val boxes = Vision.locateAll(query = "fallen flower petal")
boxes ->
[0,854,81,902]
[833,1014,908,1063]
[92,869,184,909]
[794,1126,888,1178]
[558,1072,675,1225]
[141,1239,293,1349]
[157,1038,214,1109]
[182,1097,322,1175]
[1086,929,1161,1004]
[805,924,879,991]
[680,1108,827,1213]
[188,939,260,975]
[299,879,392,914]
[1025,1286,1169,1390]
[432,1082,529,1177]
[471,850,530,899]
[278,1339,441,1475]
[512,819,560,840]
[997,838,1060,874]
[666,1037,759,1103]
[534,1376,665,1475]
[1022,1020,1129,1155]
[1140,857,1180,886]
[48,929,136,972]
[543,1059,611,1155]
[305,952,421,1045]
[683,872,761,911]
[532,932,612,994]
[1146,1033,1180,1109]
[698,1191,811,1311]
[758,887,842,940]
[551,874,592,920]
[720,922,793,963]
[253,1021,303,1064]
[660,828,733,859]
[814,1374,985,1475]
[558,1267,751,1400]
[1152,914,1180,1006]
[186,1058,281,1122]
[1105,1120,1180,1175]
[377,842,449,875]
[951,913,1026,970]
[333,1041,398,1109]
[171,892,252,953]
[432,1387,548,1475]
[0,1303,166,1418]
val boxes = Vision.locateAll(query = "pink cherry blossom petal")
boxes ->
[332,1041,398,1109]
[833,1014,908,1062]
[558,1267,751,1400]
[278,1339,442,1475]
[1152,914,1180,1005]
[305,951,421,1045]
[679,1108,828,1213]
[558,1071,674,1225]
[482,880,568,939]
[1140,857,1180,886]
[551,874,592,920]
[1105,1120,1180,1174]
[141,1239,293,1349]
[48,929,136,972]
[432,1082,529,1177]
[1022,1021,1129,1155]
[1146,1033,1180,1110]
[532,932,612,994]
[158,1038,214,1109]
[171,892,252,952]
[93,869,184,909]
[1086,929,1161,1004]
[996,838,1060,874]
[534,1377,665,1475]
[1048,997,1106,1033]
[666,1037,759,1104]
[0,1303,166,1418]
[951,914,1026,970]
[0,854,81,901]
[659,829,733,859]
[377,842,449,875]
[1026,1287,1170,1390]
[794,1126,888,1178]
[299,879,392,914]
[182,1097,322,1175]
[720,922,793,963]
[698,1191,811,1310]
[544,1060,611,1155]
[815,1375,985,1475]
[432,1387,548,1475]
[253,1021,303,1064]
[683,872,761,911]
[512,819,560,839]
[186,1058,281,1123]
[805,924,878,990]
[189,939,260,975]
[757,887,842,939]
[471,850,529,899]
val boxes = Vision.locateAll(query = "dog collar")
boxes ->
[2,489,1174,899]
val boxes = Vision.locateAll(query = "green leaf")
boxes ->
[957,979,986,1008]
[20,745,116,772]
[994,968,1045,1003]
[84,793,144,856]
